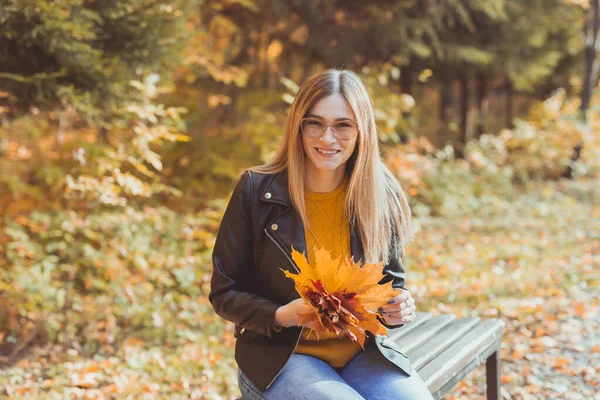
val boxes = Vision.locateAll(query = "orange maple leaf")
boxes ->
[281,246,400,348]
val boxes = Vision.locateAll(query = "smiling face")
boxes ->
[301,94,358,181]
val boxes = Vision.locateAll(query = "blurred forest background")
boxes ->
[0,0,598,399]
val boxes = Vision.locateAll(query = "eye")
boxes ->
[306,120,324,127]
[336,123,352,128]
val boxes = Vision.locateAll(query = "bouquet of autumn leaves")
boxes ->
[281,246,400,349]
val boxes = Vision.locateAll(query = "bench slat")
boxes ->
[418,319,505,397]
[430,336,503,400]
[395,314,456,354]
[408,317,481,370]
[387,312,432,340]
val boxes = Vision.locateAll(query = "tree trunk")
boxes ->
[55,109,67,151]
[98,126,109,144]
[220,86,240,125]
[566,0,599,179]
[400,66,413,96]
[439,69,452,146]
[476,73,489,138]
[439,73,451,122]
[0,118,8,156]
[301,52,313,81]
[580,0,600,119]
[284,49,294,79]
[505,78,515,130]
[458,72,473,159]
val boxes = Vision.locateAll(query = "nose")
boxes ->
[319,126,336,143]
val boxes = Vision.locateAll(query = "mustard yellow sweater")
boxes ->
[294,174,363,367]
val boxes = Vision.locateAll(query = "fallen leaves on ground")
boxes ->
[423,178,599,400]
[0,178,598,399]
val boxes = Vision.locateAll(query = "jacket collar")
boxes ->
[260,169,292,207]
[259,169,365,266]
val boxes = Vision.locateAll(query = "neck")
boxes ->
[305,165,346,193]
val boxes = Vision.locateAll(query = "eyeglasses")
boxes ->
[300,117,359,140]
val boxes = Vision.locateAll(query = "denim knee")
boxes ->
[238,368,264,400]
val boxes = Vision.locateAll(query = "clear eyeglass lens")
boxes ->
[334,124,354,138]
[302,119,356,139]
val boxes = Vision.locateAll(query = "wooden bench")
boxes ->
[387,312,505,399]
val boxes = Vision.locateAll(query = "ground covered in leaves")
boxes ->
[413,177,599,399]
[1,177,598,399]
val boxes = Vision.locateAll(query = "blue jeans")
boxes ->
[237,340,434,400]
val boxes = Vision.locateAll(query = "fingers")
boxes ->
[380,307,416,325]
[403,297,415,308]
[379,299,416,325]
[380,304,416,318]
[380,315,414,325]
[388,290,411,304]
[398,312,416,324]
[379,296,415,314]
[379,290,417,326]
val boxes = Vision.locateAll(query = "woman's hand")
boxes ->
[378,290,416,325]
[274,298,314,329]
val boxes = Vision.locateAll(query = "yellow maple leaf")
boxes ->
[281,246,400,348]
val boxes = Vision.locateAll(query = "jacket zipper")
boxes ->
[264,228,299,273]
[264,228,304,390]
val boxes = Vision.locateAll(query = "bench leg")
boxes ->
[486,351,500,400]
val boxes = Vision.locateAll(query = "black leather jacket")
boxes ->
[209,169,413,392]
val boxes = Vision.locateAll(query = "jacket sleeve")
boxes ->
[377,240,407,330]
[209,171,281,338]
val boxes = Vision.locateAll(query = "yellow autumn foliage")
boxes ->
[281,246,400,348]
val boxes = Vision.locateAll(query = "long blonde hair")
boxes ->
[248,69,414,264]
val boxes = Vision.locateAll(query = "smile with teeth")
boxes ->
[316,148,340,155]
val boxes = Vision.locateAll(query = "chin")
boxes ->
[317,163,340,171]
[310,160,342,172]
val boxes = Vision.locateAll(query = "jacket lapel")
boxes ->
[267,208,307,265]
[260,171,307,269]
[260,170,365,269]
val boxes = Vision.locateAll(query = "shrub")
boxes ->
[1,205,222,354]
[502,89,600,181]
[387,136,515,217]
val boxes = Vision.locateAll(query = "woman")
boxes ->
[209,69,434,399]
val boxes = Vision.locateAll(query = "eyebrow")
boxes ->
[305,114,355,122]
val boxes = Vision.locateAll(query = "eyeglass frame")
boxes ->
[299,117,360,140]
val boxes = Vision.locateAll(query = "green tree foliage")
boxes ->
[498,1,583,93]
[64,74,190,209]
[0,0,196,124]
[0,74,189,209]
